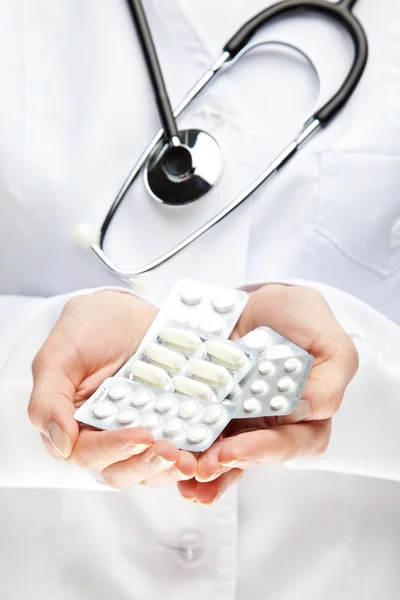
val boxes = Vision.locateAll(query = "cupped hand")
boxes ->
[28,291,196,488]
[178,284,359,505]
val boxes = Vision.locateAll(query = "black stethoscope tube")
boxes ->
[126,0,179,141]
[224,0,367,125]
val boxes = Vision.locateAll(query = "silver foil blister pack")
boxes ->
[74,378,235,451]
[121,323,259,402]
[148,278,249,339]
[227,326,314,418]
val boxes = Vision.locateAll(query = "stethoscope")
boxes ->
[74,0,368,285]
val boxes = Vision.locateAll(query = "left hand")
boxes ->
[177,284,359,505]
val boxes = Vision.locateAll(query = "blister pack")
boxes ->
[120,323,259,402]
[226,327,314,418]
[74,377,236,451]
[145,278,249,339]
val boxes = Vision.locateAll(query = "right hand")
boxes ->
[28,290,197,489]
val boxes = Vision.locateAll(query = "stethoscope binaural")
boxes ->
[74,0,368,284]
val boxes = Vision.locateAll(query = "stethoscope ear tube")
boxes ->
[224,0,368,125]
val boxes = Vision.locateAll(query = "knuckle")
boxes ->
[101,471,128,490]
[27,394,42,428]
[281,430,298,462]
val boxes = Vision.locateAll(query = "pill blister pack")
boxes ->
[74,378,235,451]
[147,278,249,339]
[227,326,314,418]
[121,322,258,402]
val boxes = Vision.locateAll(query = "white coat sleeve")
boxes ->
[0,288,139,491]
[245,280,400,481]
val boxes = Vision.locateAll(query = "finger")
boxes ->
[218,420,331,468]
[195,438,232,483]
[178,469,244,506]
[101,440,180,489]
[67,427,154,471]
[297,344,358,421]
[29,365,80,458]
[141,451,197,488]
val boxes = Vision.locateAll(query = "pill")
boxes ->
[284,357,302,372]
[243,329,270,352]
[211,291,237,313]
[243,398,261,413]
[258,360,275,376]
[264,344,292,359]
[203,404,225,425]
[108,383,130,401]
[173,375,213,400]
[251,379,268,395]
[116,408,139,425]
[130,361,169,388]
[180,284,203,305]
[93,401,115,419]
[277,376,294,392]
[186,424,209,444]
[143,343,185,373]
[270,395,287,411]
[154,394,177,413]
[189,359,230,389]
[131,389,154,407]
[139,413,162,430]
[163,418,186,437]
[198,314,224,335]
[178,399,201,419]
[204,339,246,371]
[168,307,191,325]
[160,326,200,354]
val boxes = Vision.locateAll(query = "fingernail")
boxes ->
[47,422,71,458]
[149,456,176,473]
[196,468,230,483]
[125,443,151,456]
[220,460,240,468]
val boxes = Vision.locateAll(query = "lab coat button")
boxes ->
[158,530,205,568]
[390,217,400,248]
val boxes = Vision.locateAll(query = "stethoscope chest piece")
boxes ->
[143,129,223,205]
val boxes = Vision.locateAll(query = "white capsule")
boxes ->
[163,418,186,437]
[173,375,213,400]
[131,388,154,407]
[250,379,268,395]
[143,343,185,373]
[258,360,275,376]
[264,344,292,359]
[178,399,201,420]
[189,358,230,389]
[186,424,209,444]
[284,357,302,372]
[198,314,224,335]
[139,413,162,430]
[180,283,203,305]
[277,376,294,392]
[160,326,200,354]
[211,290,237,313]
[243,329,270,352]
[108,383,130,401]
[130,361,169,388]
[116,408,139,425]
[243,398,261,413]
[93,401,115,419]
[204,339,246,371]
[154,394,177,413]
[270,395,287,411]
[203,404,225,425]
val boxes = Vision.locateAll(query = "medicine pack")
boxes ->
[74,377,236,452]
[74,280,314,451]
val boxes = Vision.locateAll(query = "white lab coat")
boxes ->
[0,0,400,598]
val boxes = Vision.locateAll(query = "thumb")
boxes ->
[28,361,80,459]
